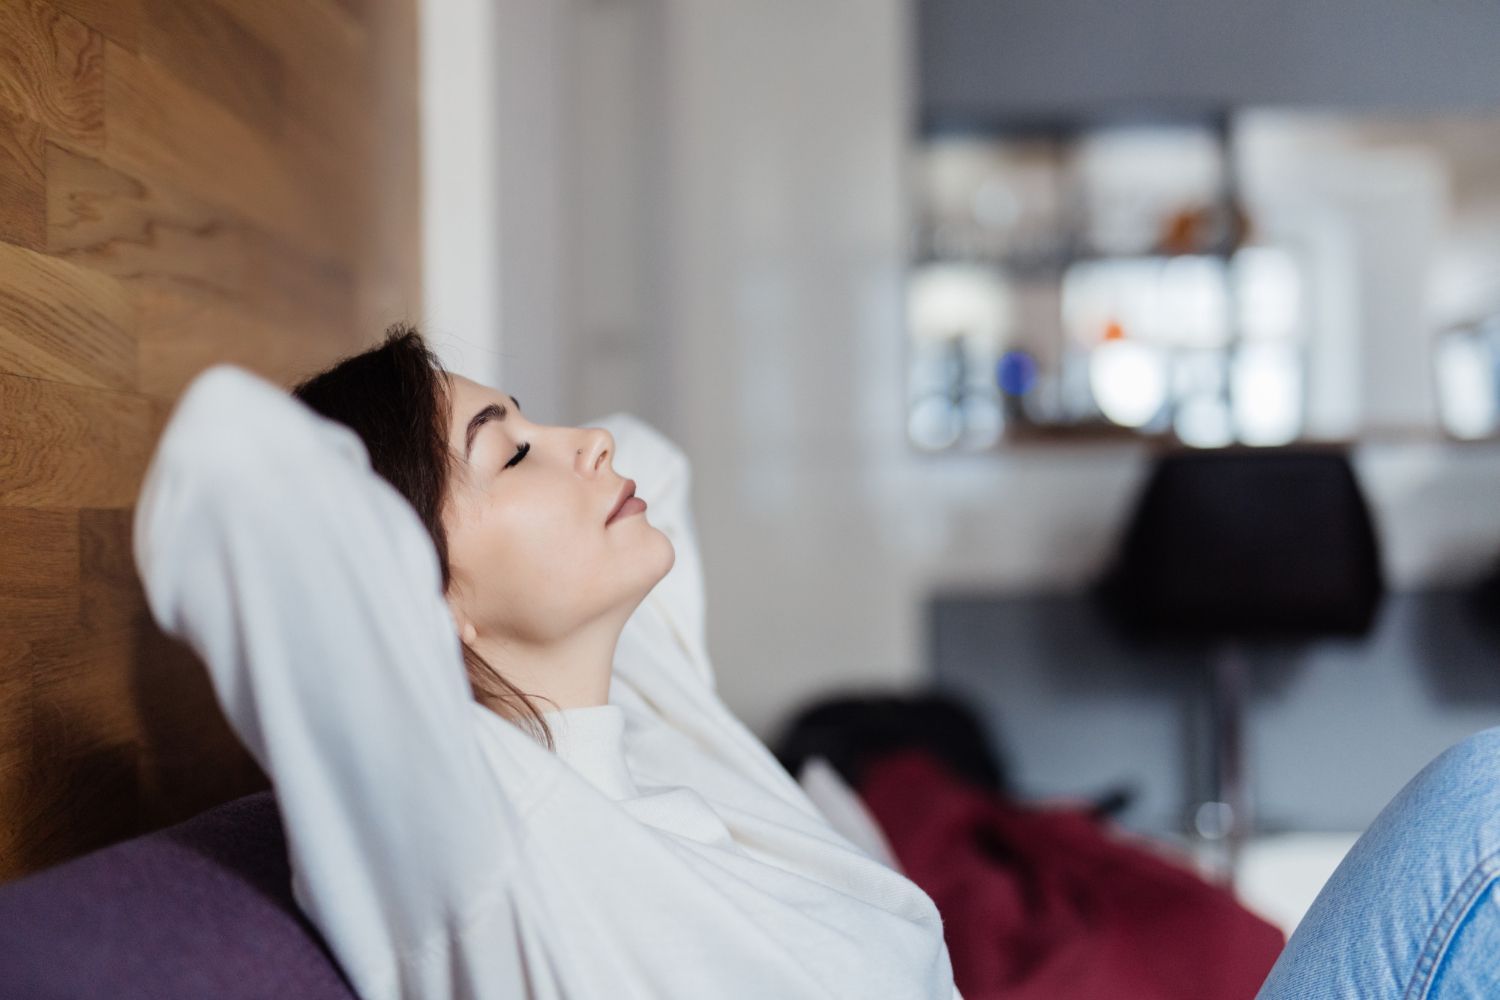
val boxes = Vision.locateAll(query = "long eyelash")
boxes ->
[503,442,530,469]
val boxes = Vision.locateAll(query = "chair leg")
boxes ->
[1192,642,1253,885]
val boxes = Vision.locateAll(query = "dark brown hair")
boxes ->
[291,322,556,750]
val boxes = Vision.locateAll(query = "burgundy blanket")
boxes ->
[858,749,1285,1000]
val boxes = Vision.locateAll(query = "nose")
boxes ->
[575,426,613,475]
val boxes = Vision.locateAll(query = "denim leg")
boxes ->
[1256,726,1500,1000]
[1426,878,1500,999]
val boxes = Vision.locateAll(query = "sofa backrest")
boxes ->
[0,791,355,999]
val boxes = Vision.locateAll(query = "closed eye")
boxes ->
[503,442,531,469]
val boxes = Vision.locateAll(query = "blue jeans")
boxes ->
[1257,726,1500,999]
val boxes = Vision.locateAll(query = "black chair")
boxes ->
[772,692,1012,797]
[1097,447,1383,882]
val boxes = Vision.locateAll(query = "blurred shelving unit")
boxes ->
[905,112,1316,454]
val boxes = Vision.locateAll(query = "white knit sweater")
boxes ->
[133,364,962,1000]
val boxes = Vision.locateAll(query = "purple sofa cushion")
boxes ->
[0,791,356,999]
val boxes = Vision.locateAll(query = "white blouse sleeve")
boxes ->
[133,364,536,1000]
[587,411,714,690]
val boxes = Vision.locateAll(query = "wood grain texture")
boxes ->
[0,0,419,884]
[137,0,286,138]
[0,508,79,632]
[222,0,366,148]
[103,39,349,263]
[43,0,144,52]
[0,107,47,250]
[0,374,151,507]
[0,631,34,875]
[0,240,136,391]
[0,0,103,149]
[136,283,364,400]
[47,140,360,342]
[18,622,144,872]
[31,625,147,775]
[46,139,249,303]
[78,507,145,632]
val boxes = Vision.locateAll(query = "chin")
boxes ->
[612,529,673,599]
[646,530,676,583]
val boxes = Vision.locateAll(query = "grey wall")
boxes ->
[931,589,1500,834]
[919,0,1500,126]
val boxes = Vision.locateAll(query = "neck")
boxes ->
[469,610,628,712]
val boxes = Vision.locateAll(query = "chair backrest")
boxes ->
[0,791,355,1000]
[1099,448,1384,638]
[773,691,1010,794]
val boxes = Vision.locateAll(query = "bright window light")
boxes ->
[1233,344,1303,445]
[1176,394,1235,448]
[1160,255,1230,347]
[1235,247,1302,341]
[1434,331,1496,439]
[1090,340,1168,428]
[908,264,1013,351]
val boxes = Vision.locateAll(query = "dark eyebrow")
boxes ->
[463,396,522,460]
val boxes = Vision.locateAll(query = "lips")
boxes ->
[605,478,637,525]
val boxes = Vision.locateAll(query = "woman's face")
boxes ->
[439,372,675,646]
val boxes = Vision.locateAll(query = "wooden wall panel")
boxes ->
[103,40,347,263]
[0,0,421,882]
[0,509,78,632]
[0,0,103,150]
[43,0,143,52]
[0,634,35,874]
[0,240,136,391]
[137,0,287,138]
[0,374,152,508]
[136,284,364,400]
[46,139,251,303]
[0,108,46,251]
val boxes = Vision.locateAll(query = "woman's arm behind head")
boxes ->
[134,363,540,999]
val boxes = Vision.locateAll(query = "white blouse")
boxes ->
[133,364,962,1000]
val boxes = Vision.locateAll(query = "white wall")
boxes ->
[564,0,672,428]
[419,0,503,384]
[420,0,572,417]
[560,1,1149,736]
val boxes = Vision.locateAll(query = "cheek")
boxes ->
[452,490,606,626]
